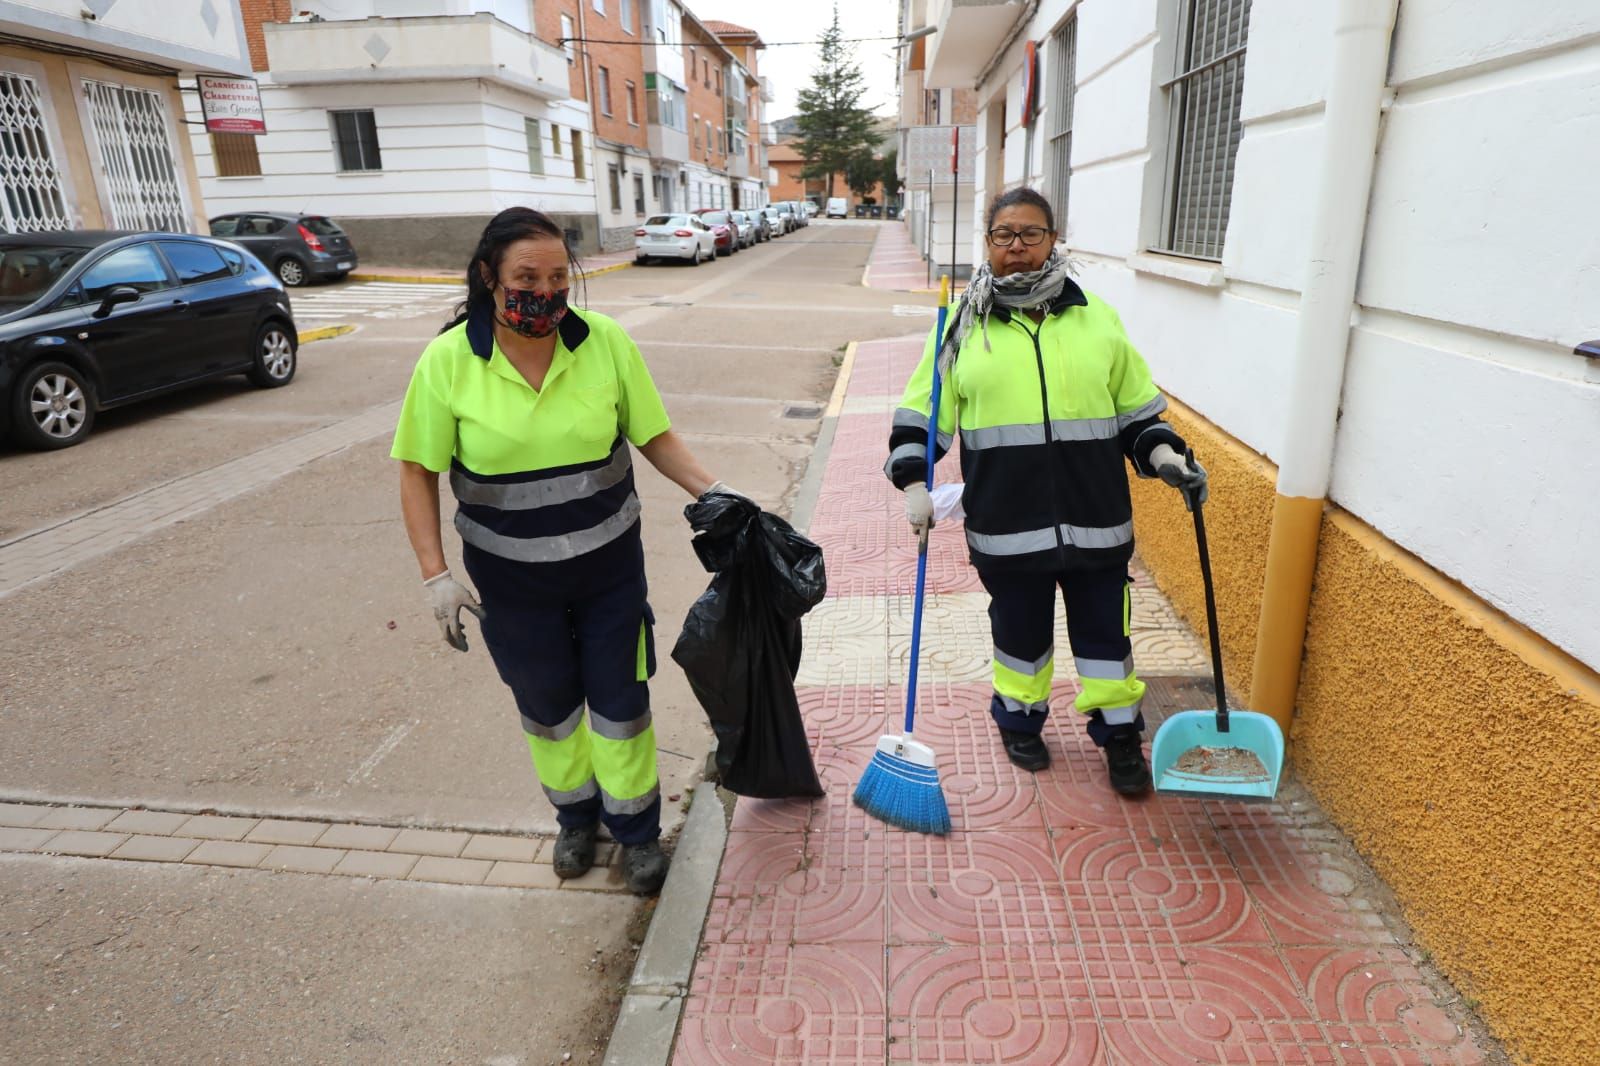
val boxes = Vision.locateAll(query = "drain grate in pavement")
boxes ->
[783,403,823,419]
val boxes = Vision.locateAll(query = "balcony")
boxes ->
[264,14,569,100]
[759,76,774,103]
[923,0,1025,89]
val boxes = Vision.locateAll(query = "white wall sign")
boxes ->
[198,75,266,134]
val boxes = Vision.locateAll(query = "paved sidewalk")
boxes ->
[863,222,948,294]
[671,335,1493,1064]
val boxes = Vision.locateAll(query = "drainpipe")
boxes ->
[1249,0,1401,730]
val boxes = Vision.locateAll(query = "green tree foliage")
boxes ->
[879,148,903,202]
[794,5,880,199]
[845,149,880,202]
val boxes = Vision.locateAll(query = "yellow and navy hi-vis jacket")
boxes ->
[885,278,1184,574]
[392,303,671,577]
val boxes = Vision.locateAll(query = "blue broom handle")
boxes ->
[904,299,949,735]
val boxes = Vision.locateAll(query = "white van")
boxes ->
[825,197,848,219]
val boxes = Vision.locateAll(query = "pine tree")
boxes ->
[794,6,880,199]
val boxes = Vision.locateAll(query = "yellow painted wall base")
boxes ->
[1132,397,1600,1066]
[1252,493,1326,733]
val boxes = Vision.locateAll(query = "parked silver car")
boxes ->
[634,214,716,265]
[727,210,758,248]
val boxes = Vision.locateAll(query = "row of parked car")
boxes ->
[634,200,815,265]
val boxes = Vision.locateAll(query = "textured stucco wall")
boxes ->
[1133,397,1600,1066]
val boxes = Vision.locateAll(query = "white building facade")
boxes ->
[187,2,589,266]
[917,1,1600,1057]
[0,0,250,234]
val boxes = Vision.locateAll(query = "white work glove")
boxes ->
[903,483,934,538]
[1149,443,1208,511]
[423,569,487,652]
[702,480,748,501]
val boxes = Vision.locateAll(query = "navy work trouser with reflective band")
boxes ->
[463,541,661,846]
[979,566,1147,747]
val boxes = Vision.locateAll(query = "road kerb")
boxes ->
[300,324,356,344]
[603,781,727,1066]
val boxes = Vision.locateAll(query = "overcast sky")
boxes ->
[705,0,902,126]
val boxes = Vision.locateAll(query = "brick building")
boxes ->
[574,0,655,250]
[704,20,770,211]
[680,10,731,210]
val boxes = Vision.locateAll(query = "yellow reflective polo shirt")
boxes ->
[391,306,670,476]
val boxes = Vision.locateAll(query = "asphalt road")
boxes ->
[0,219,929,1064]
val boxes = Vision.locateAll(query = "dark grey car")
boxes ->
[208,212,359,288]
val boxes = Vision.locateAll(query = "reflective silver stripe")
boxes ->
[588,708,653,742]
[1060,520,1134,549]
[1099,704,1138,726]
[543,778,599,805]
[995,646,1054,677]
[1118,394,1168,428]
[892,407,929,431]
[1075,655,1135,681]
[997,693,1049,717]
[967,526,1057,556]
[884,442,926,479]
[455,492,642,563]
[451,445,631,511]
[522,702,586,742]
[601,784,659,816]
[963,423,1045,450]
[1048,416,1119,442]
[1131,423,1171,477]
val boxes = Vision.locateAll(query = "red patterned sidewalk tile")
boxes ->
[678,941,887,1065]
[886,944,1100,1064]
[729,795,813,834]
[707,829,886,946]
[802,685,893,762]
[886,829,1067,949]
[1215,829,1391,947]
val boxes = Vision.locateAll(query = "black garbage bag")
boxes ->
[671,491,826,798]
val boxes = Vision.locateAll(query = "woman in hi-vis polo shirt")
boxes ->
[393,207,735,897]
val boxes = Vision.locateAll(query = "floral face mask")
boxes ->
[498,286,570,338]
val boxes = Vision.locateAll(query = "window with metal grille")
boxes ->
[1160,0,1251,260]
[608,164,621,211]
[0,70,72,232]
[330,109,381,172]
[598,66,613,117]
[81,79,187,232]
[571,130,584,178]
[210,132,261,177]
[525,117,544,175]
[1046,16,1077,227]
[633,173,645,214]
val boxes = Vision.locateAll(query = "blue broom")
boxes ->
[853,276,953,836]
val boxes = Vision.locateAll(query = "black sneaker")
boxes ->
[552,823,598,879]
[998,728,1050,772]
[1104,730,1152,795]
[622,839,669,896]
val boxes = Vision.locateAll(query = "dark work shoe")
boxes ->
[998,728,1051,772]
[622,839,669,896]
[552,823,598,879]
[1104,730,1152,796]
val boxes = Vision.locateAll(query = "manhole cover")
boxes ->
[783,403,823,419]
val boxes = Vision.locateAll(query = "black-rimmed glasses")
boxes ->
[986,226,1051,247]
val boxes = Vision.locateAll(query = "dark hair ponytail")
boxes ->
[984,186,1056,233]
[442,207,586,333]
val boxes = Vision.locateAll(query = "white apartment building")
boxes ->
[0,0,250,235]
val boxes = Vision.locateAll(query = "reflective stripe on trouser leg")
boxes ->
[575,574,661,845]
[526,712,600,817]
[1061,568,1147,747]
[979,569,1060,735]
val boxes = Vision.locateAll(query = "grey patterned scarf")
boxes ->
[937,249,1074,376]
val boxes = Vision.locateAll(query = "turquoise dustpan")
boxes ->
[1150,455,1285,802]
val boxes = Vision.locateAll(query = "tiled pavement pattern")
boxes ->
[864,222,949,293]
[0,801,631,893]
[674,335,1490,1064]
[0,401,399,598]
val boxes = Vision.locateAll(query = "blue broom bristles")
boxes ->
[852,749,951,835]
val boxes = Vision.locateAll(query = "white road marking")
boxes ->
[347,720,418,786]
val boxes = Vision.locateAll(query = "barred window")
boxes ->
[329,109,381,172]
[1160,0,1251,260]
[1046,16,1077,227]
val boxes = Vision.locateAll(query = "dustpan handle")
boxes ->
[1186,448,1230,732]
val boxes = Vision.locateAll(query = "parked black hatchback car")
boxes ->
[0,231,298,450]
[209,212,358,287]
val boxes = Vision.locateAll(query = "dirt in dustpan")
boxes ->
[1172,745,1270,780]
